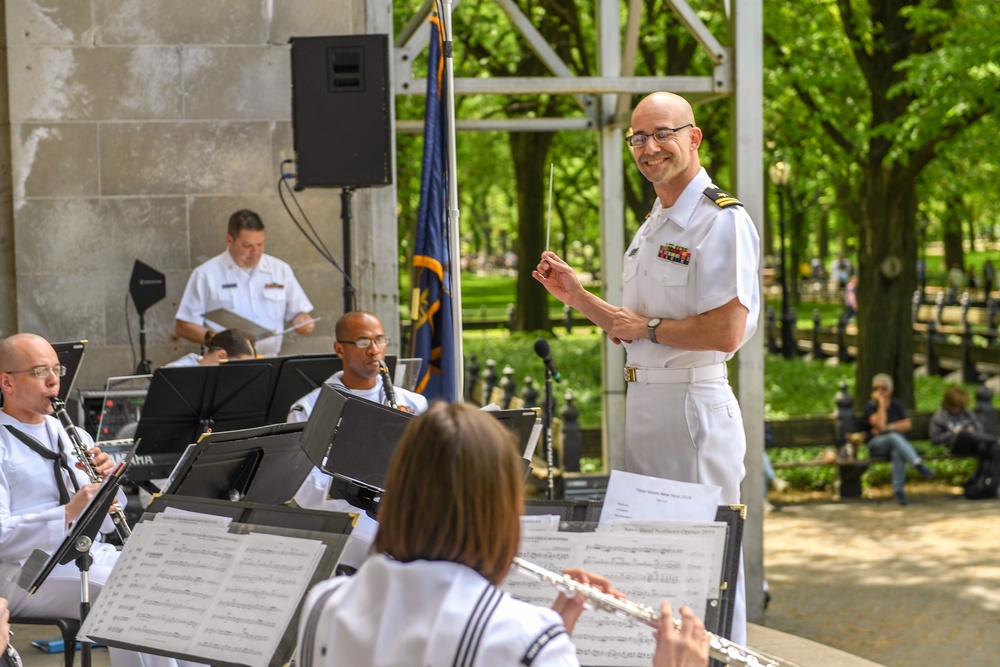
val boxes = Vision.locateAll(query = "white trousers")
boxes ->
[625,376,747,645]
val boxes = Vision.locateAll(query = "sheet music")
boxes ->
[80,514,326,667]
[602,470,721,523]
[520,514,560,532]
[505,530,723,667]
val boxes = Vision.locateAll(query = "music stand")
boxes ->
[128,362,276,485]
[257,355,343,424]
[162,422,315,504]
[16,465,128,667]
[52,340,87,403]
[299,385,415,517]
[224,354,397,425]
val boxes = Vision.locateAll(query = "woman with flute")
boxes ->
[296,401,709,667]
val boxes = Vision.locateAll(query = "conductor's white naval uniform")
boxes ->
[621,167,760,644]
[298,554,578,667]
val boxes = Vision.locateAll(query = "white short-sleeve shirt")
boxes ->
[621,168,760,368]
[175,251,314,357]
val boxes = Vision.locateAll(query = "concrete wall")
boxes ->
[2,0,400,390]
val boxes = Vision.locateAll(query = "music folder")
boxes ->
[299,385,415,493]
[78,497,352,667]
[17,458,131,594]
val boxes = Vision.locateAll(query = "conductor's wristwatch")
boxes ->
[647,318,662,344]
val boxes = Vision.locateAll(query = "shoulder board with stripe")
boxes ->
[703,186,743,209]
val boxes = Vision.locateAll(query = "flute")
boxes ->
[50,397,132,543]
[511,556,784,667]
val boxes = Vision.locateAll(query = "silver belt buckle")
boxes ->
[624,367,637,383]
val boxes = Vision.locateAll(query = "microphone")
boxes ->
[533,338,561,382]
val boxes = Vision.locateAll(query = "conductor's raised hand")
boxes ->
[533,252,584,306]
[652,603,710,667]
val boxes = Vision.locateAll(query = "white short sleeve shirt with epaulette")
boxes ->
[621,167,760,369]
[175,251,314,357]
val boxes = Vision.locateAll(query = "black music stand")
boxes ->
[17,470,125,667]
[52,340,87,403]
[128,362,276,485]
[161,422,315,504]
[299,385,415,518]
[224,354,397,424]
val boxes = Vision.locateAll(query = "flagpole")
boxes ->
[441,0,465,400]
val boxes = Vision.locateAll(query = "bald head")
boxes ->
[0,333,61,423]
[631,92,696,129]
[335,311,382,341]
[628,92,703,206]
[0,333,53,373]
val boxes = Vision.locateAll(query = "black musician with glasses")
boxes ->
[0,333,200,667]
[297,401,710,667]
[287,311,427,569]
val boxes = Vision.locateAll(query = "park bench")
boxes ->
[766,382,998,498]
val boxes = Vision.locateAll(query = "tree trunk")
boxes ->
[855,164,919,408]
[941,220,964,274]
[509,131,555,331]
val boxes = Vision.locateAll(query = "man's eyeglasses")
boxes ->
[3,365,67,379]
[625,124,693,148]
[337,336,389,349]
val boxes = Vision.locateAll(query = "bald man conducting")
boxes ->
[534,92,760,643]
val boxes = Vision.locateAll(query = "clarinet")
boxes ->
[379,363,399,410]
[511,556,784,667]
[50,397,132,543]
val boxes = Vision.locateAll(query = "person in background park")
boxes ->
[946,265,966,304]
[861,373,935,506]
[929,385,999,469]
[982,259,995,298]
[843,274,858,320]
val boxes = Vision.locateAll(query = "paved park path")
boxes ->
[762,489,1000,667]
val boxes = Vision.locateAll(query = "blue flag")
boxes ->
[411,13,456,402]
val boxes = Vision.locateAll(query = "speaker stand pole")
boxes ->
[135,310,151,375]
[341,187,356,313]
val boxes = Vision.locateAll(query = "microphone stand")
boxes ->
[135,309,151,375]
[543,366,555,499]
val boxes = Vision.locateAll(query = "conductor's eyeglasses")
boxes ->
[625,124,693,148]
[4,365,67,379]
[338,336,389,349]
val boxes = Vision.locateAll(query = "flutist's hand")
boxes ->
[80,447,114,479]
[551,568,624,634]
[64,483,102,525]
[652,602,710,667]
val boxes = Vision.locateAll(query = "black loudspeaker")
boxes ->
[290,34,393,189]
[129,259,166,315]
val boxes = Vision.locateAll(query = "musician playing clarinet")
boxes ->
[0,333,200,667]
[287,311,427,569]
[297,402,710,667]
